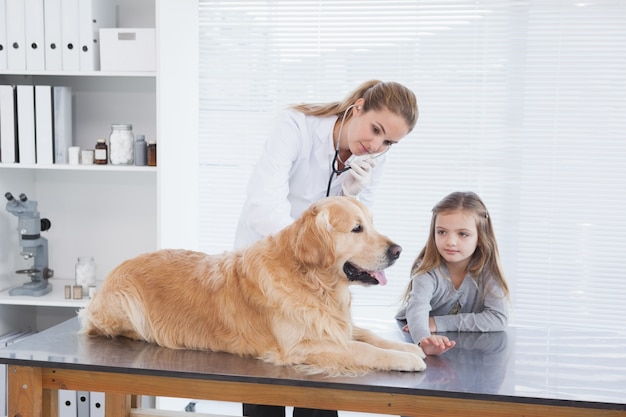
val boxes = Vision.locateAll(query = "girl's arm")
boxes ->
[402,273,437,342]
[433,278,509,333]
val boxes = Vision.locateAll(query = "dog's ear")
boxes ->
[291,206,336,269]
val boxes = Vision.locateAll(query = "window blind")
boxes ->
[198,0,626,331]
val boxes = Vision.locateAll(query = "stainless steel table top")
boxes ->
[1,317,625,411]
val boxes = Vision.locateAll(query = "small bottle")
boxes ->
[94,139,108,164]
[109,124,134,165]
[134,134,147,166]
[147,141,157,166]
[75,256,96,294]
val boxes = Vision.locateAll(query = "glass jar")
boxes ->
[75,256,96,294]
[109,124,134,165]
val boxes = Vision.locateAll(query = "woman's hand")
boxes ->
[418,335,456,356]
[342,156,376,196]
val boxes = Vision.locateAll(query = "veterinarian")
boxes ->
[234,79,418,250]
[396,191,510,356]
[235,80,419,417]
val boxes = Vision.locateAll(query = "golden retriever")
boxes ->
[79,196,426,375]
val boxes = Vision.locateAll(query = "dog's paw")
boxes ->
[400,351,427,372]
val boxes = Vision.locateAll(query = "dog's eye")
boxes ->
[352,224,363,233]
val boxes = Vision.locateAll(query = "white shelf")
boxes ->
[0,70,155,78]
[0,278,90,308]
[0,163,156,172]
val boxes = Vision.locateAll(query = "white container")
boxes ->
[100,28,156,72]
[109,124,134,165]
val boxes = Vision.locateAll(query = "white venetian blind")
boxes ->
[197,0,626,331]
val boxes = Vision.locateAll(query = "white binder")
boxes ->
[76,391,90,417]
[0,84,17,163]
[35,85,54,164]
[78,0,115,71]
[0,0,8,70]
[60,0,80,71]
[6,0,26,71]
[16,85,36,164]
[53,86,72,164]
[89,392,104,417]
[58,389,78,417]
[44,0,63,71]
[24,0,45,70]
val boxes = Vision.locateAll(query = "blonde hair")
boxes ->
[290,80,419,133]
[402,191,509,302]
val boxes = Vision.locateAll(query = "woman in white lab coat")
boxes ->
[235,79,419,250]
[237,80,418,417]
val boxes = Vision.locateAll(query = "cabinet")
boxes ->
[0,0,158,336]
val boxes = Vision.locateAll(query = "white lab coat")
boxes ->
[234,109,387,249]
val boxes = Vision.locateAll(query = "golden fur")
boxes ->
[79,196,426,375]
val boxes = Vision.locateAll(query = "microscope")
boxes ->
[4,192,53,296]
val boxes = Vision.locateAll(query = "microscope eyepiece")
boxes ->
[19,193,28,202]
[5,192,14,201]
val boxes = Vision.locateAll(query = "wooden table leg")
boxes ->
[7,365,43,417]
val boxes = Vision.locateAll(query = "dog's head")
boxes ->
[287,196,402,286]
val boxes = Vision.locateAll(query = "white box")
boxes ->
[99,28,155,72]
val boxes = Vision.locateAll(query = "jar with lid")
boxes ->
[109,124,134,165]
[147,141,157,166]
[75,256,96,294]
[134,134,147,166]
[94,139,108,164]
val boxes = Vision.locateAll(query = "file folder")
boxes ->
[6,0,26,71]
[76,391,90,417]
[16,85,36,164]
[0,0,8,70]
[35,85,54,164]
[44,0,63,71]
[24,0,45,70]
[59,389,78,417]
[89,392,105,417]
[0,84,17,163]
[78,0,115,71]
[53,86,72,164]
[61,0,80,71]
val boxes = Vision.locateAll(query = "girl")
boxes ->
[396,191,510,356]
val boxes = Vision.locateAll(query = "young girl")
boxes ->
[396,191,510,356]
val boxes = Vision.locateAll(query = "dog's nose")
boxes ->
[387,244,402,260]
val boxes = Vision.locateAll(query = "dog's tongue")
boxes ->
[372,270,387,286]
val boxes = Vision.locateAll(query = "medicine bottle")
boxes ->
[147,141,157,166]
[109,124,134,165]
[75,256,96,294]
[94,139,108,164]
[134,134,147,166]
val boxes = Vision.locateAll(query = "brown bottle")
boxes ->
[94,139,108,165]
[147,141,157,166]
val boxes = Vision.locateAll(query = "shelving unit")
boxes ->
[0,0,158,337]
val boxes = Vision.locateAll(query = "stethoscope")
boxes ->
[325,105,390,197]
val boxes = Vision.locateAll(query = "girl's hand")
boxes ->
[419,335,456,356]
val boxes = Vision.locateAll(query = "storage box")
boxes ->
[100,28,156,72]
